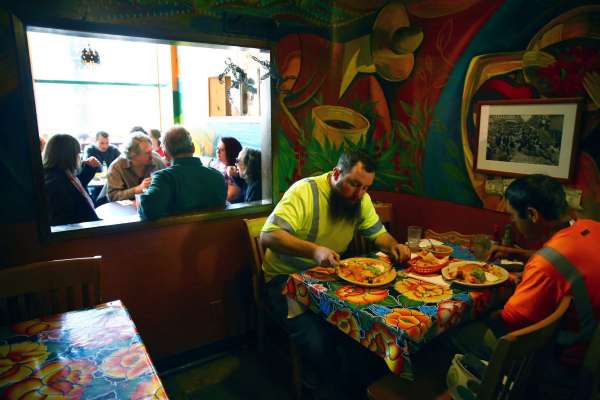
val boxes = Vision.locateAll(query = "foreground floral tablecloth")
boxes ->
[285,248,521,380]
[0,300,167,399]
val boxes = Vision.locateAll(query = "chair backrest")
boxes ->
[478,295,572,400]
[243,217,268,307]
[0,256,102,325]
[578,321,600,400]
[351,202,394,256]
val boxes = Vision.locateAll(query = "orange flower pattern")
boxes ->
[327,309,361,340]
[12,315,63,338]
[131,375,169,400]
[0,301,165,399]
[3,359,96,400]
[101,343,151,379]
[0,342,49,388]
[361,323,404,374]
[384,308,432,342]
[335,286,389,304]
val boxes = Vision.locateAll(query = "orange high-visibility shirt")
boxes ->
[501,219,600,364]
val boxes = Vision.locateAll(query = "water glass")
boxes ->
[472,234,492,261]
[407,225,423,251]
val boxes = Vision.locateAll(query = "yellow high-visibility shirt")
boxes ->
[262,172,386,282]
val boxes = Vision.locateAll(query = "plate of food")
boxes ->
[336,257,396,287]
[408,251,450,275]
[441,261,509,287]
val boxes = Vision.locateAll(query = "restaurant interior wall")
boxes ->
[1,1,600,361]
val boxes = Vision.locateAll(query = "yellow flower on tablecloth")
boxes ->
[394,278,452,303]
[3,359,96,399]
[360,323,404,374]
[0,342,49,388]
[131,375,168,400]
[327,309,361,340]
[12,315,63,336]
[101,343,150,379]
[384,308,432,342]
[335,286,388,305]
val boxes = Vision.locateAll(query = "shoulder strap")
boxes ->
[536,247,596,344]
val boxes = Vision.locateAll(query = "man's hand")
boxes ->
[82,156,101,168]
[313,246,340,267]
[388,243,411,263]
[135,177,152,194]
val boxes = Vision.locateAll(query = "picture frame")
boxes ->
[474,98,583,182]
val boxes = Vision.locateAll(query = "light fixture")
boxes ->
[81,44,100,65]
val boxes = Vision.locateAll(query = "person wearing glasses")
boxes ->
[234,147,261,202]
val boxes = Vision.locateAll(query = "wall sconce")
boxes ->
[81,45,100,65]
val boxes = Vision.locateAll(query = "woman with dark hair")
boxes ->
[43,134,100,225]
[235,147,262,202]
[213,136,245,203]
[149,129,166,158]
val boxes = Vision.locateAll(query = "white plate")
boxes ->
[441,260,509,288]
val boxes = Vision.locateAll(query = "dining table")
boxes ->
[284,243,521,380]
[0,300,168,399]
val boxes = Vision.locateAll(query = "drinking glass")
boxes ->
[407,226,423,252]
[472,234,492,261]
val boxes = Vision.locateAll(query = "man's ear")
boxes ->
[527,207,540,223]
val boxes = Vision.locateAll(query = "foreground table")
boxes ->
[0,300,168,399]
[285,249,520,380]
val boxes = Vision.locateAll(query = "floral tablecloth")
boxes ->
[0,300,167,399]
[285,247,521,380]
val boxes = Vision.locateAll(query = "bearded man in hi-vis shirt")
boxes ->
[260,149,410,399]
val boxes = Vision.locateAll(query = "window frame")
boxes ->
[11,13,277,242]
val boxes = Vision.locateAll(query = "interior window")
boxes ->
[26,27,272,233]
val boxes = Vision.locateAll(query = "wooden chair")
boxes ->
[351,202,394,255]
[243,217,303,400]
[0,256,102,325]
[367,296,573,400]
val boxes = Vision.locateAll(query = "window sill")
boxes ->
[47,200,273,241]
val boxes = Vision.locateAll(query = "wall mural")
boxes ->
[1,0,599,224]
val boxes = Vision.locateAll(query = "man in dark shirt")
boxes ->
[138,126,226,220]
[84,131,121,170]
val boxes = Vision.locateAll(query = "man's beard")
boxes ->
[329,182,361,222]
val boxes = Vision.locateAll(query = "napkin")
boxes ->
[406,272,451,288]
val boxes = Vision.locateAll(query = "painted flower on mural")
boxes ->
[101,343,150,380]
[394,278,453,303]
[469,291,492,318]
[0,342,49,388]
[70,315,135,348]
[304,266,337,281]
[361,322,404,374]
[524,45,600,98]
[12,315,63,337]
[384,308,432,342]
[436,300,467,334]
[3,359,96,399]
[131,375,168,400]
[327,309,361,341]
[335,286,389,305]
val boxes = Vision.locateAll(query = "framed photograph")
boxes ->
[474,98,582,182]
